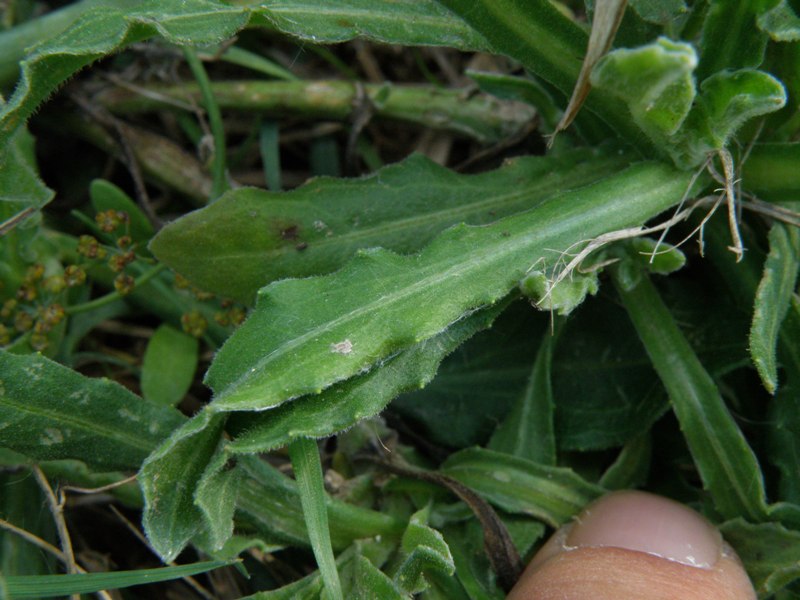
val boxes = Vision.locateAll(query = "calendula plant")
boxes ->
[1,0,800,597]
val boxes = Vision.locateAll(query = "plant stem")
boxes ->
[66,263,167,316]
[95,80,537,144]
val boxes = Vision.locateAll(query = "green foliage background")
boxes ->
[1,0,800,598]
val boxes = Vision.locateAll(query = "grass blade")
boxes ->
[612,263,769,521]
[488,325,559,465]
[4,560,233,599]
[288,438,343,600]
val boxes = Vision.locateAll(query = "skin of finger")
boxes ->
[507,545,757,600]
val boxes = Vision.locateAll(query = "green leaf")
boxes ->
[758,0,800,41]
[139,411,227,561]
[698,0,771,78]
[437,0,645,147]
[0,350,184,471]
[520,269,599,316]
[0,0,490,146]
[591,37,697,145]
[0,1,248,145]
[351,555,405,600]
[743,143,800,202]
[236,456,404,551]
[0,127,52,212]
[629,0,688,25]
[627,237,687,275]
[750,223,800,393]
[611,264,769,522]
[393,505,455,595]
[768,384,800,504]
[205,162,693,413]
[598,433,652,490]
[89,179,155,245]
[720,518,800,597]
[488,325,558,465]
[466,70,562,132]
[441,522,505,600]
[0,470,56,577]
[141,324,199,407]
[150,149,630,305]
[288,438,343,600]
[194,448,242,552]
[440,448,605,527]
[227,302,507,453]
[391,302,542,449]
[690,69,787,151]
[252,0,490,49]
[4,560,233,599]
[551,295,667,451]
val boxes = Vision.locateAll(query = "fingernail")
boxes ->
[564,490,723,568]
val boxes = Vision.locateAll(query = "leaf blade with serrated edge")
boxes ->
[150,150,630,304]
[228,301,507,453]
[205,162,694,413]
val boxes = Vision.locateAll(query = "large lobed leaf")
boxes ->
[204,162,694,413]
[151,149,630,305]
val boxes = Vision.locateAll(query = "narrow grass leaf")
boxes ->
[4,560,232,599]
[205,162,693,412]
[0,350,184,471]
[719,518,800,596]
[141,324,199,407]
[750,223,800,394]
[288,438,343,600]
[440,448,605,527]
[259,121,282,192]
[228,302,507,453]
[488,326,558,465]
[150,149,630,304]
[612,264,769,522]
[140,411,227,561]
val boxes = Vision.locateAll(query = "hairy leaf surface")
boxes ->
[0,350,184,471]
[151,150,628,304]
[205,162,693,413]
[750,223,800,394]
[440,448,605,527]
[228,302,507,453]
